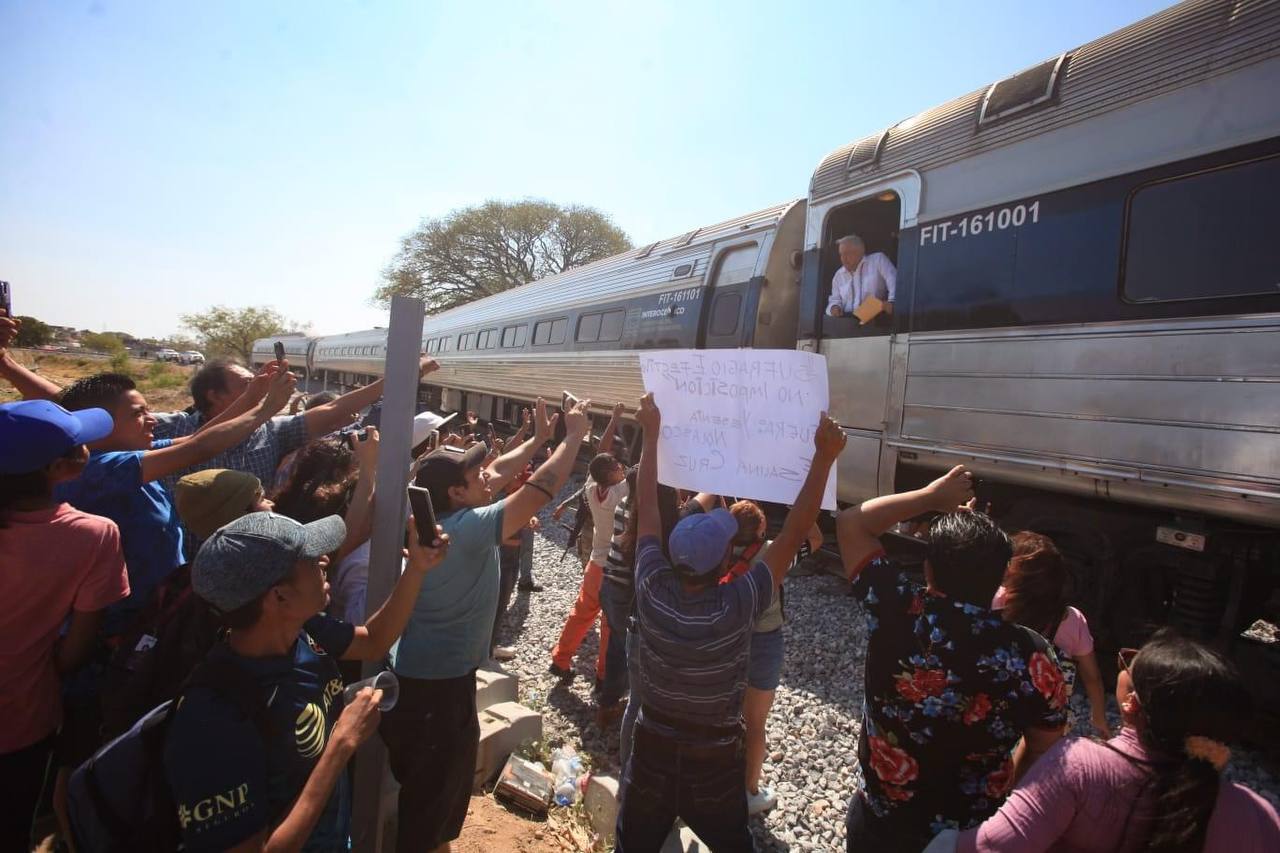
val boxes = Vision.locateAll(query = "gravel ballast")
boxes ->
[494,482,1280,851]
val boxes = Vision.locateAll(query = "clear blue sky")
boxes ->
[1,0,1172,340]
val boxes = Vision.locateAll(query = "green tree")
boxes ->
[81,332,126,355]
[180,306,299,364]
[14,316,53,348]
[375,199,631,313]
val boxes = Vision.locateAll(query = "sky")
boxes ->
[0,0,1173,340]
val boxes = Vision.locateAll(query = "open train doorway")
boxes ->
[821,191,901,332]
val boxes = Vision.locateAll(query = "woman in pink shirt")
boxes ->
[943,630,1280,852]
[992,532,1109,736]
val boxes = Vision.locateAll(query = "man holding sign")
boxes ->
[614,392,846,852]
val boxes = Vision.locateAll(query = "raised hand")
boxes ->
[419,356,440,377]
[351,425,380,469]
[814,412,846,460]
[403,515,449,570]
[926,465,975,512]
[0,311,19,354]
[261,367,298,416]
[533,397,558,442]
[563,398,591,440]
[636,392,661,434]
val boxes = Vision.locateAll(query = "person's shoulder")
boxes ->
[1216,780,1280,841]
[52,503,120,534]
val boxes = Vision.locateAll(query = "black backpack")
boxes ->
[68,659,272,853]
[100,563,224,739]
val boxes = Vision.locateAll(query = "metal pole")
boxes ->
[351,295,424,853]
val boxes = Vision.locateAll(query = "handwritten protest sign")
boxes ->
[639,349,836,509]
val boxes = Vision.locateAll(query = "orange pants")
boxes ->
[551,560,610,680]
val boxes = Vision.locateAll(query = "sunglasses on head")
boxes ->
[1117,647,1139,675]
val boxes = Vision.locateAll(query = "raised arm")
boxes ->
[303,357,439,438]
[485,398,553,493]
[0,314,62,400]
[836,465,974,580]
[634,393,661,540]
[759,414,845,587]
[140,368,295,483]
[335,427,378,562]
[344,515,449,661]
[598,401,625,454]
[499,400,590,541]
[195,360,280,433]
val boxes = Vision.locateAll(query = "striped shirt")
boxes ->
[152,410,309,493]
[633,534,773,737]
[602,494,631,586]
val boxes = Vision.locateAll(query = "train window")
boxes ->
[458,332,474,351]
[533,318,567,346]
[476,329,492,349]
[709,293,742,336]
[501,324,527,348]
[576,312,602,342]
[978,53,1069,127]
[426,339,438,354]
[442,336,453,352]
[598,309,624,342]
[1123,155,1280,303]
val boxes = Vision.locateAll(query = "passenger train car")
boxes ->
[291,0,1277,694]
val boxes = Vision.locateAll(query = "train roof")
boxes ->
[809,0,1280,203]
[419,200,800,334]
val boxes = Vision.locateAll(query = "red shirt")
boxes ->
[0,503,129,751]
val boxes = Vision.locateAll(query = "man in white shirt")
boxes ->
[826,234,897,319]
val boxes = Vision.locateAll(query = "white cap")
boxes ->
[412,410,457,447]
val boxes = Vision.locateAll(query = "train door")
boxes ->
[698,241,762,349]
[799,173,920,505]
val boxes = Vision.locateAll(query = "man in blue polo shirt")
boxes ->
[615,394,846,851]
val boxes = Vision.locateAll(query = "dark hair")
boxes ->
[304,391,338,410]
[0,445,87,526]
[271,438,358,524]
[1001,531,1068,635]
[588,453,619,483]
[190,358,239,416]
[1126,629,1250,852]
[414,464,467,515]
[59,372,136,413]
[925,511,1012,604]
[729,500,766,547]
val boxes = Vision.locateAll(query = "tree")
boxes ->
[15,316,53,348]
[180,306,298,364]
[81,332,126,355]
[375,199,631,313]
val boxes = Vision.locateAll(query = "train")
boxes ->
[254,0,1280,718]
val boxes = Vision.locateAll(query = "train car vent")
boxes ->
[676,228,701,247]
[845,127,890,172]
[978,53,1070,127]
[672,263,694,279]
[635,242,659,259]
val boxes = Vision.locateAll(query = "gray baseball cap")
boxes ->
[192,511,346,613]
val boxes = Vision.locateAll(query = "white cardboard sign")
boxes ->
[639,349,836,510]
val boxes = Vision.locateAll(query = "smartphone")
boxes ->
[406,485,439,546]
[0,281,10,316]
[274,340,286,362]
[562,390,580,412]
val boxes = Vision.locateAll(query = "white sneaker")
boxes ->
[747,786,777,815]
[492,646,517,661]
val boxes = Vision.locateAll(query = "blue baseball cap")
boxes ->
[668,507,740,576]
[0,400,114,475]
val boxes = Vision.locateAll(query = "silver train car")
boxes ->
[249,333,317,378]
[309,0,1279,672]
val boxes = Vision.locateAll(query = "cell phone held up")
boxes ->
[406,485,439,547]
[274,340,286,363]
[0,281,11,317]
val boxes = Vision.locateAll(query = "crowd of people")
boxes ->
[2,307,1278,853]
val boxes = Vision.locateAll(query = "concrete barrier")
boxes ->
[475,666,518,711]
[475,701,543,789]
[584,774,620,842]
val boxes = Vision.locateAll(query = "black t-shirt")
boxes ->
[850,554,1068,836]
[164,614,355,852]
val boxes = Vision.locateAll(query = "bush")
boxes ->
[145,371,185,389]
[108,351,131,374]
[147,360,170,379]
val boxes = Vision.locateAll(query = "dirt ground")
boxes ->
[456,795,599,853]
[1,350,195,410]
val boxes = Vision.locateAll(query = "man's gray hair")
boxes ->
[836,234,865,251]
